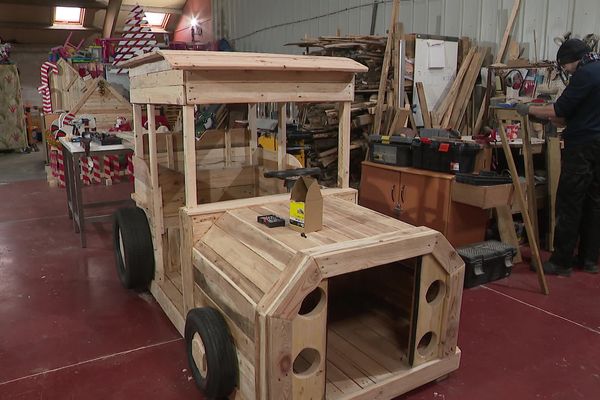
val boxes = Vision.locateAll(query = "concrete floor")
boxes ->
[0,150,46,184]
[0,178,599,399]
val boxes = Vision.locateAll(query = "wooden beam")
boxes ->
[372,0,399,135]
[0,0,107,8]
[102,0,122,38]
[183,105,197,207]
[338,101,351,188]
[473,0,521,134]
[415,82,432,129]
[546,136,561,251]
[0,21,100,31]
[132,104,143,157]
[277,103,287,170]
[248,104,258,165]
[497,115,548,295]
[121,4,183,15]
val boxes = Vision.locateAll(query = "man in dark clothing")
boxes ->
[518,38,600,276]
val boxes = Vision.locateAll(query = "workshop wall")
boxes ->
[213,0,600,60]
[9,47,50,107]
[174,0,213,43]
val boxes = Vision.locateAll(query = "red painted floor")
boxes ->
[1,180,599,400]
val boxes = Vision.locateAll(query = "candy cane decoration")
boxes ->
[126,153,134,181]
[92,157,101,184]
[80,157,92,186]
[57,152,65,188]
[38,62,58,113]
[112,5,158,74]
[111,155,121,183]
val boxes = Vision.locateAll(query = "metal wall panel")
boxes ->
[213,0,599,60]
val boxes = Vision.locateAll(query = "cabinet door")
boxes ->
[359,164,401,217]
[398,172,450,233]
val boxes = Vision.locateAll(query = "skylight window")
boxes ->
[54,7,84,25]
[144,12,169,28]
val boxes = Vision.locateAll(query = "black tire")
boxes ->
[185,307,238,399]
[112,207,155,289]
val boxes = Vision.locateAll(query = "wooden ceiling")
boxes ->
[0,0,186,45]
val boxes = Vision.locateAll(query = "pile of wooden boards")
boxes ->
[433,47,487,131]
[286,35,387,92]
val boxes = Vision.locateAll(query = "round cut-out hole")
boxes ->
[293,348,321,376]
[425,280,445,304]
[417,331,437,356]
[298,287,325,316]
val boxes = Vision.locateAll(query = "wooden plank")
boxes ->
[150,281,184,336]
[201,225,280,294]
[415,82,432,129]
[334,349,461,400]
[248,104,258,166]
[522,118,540,245]
[496,205,522,263]
[193,253,256,339]
[473,0,522,134]
[130,86,186,105]
[215,212,295,270]
[434,47,476,123]
[497,118,548,295]
[447,48,486,129]
[182,105,197,207]
[277,103,287,170]
[338,101,351,188]
[309,230,438,278]
[194,242,264,304]
[186,70,354,84]
[186,81,355,104]
[180,211,195,314]
[546,136,561,251]
[123,50,369,73]
[372,0,400,135]
[129,70,185,89]
[326,361,363,395]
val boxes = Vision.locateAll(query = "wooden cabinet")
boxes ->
[359,162,488,247]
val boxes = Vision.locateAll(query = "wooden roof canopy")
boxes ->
[125,50,368,105]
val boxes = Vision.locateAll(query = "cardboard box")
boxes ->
[289,177,323,233]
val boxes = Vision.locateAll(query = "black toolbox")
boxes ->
[457,241,517,288]
[411,138,480,174]
[369,135,413,166]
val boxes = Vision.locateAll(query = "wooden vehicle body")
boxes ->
[120,50,464,400]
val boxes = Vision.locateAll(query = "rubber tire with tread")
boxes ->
[185,307,238,399]
[113,207,155,289]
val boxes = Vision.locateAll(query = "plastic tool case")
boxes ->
[457,241,517,288]
[369,135,413,166]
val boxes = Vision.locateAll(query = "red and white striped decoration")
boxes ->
[111,155,121,183]
[57,152,65,188]
[112,5,158,74]
[126,153,134,181]
[103,155,112,183]
[80,157,92,186]
[92,157,101,184]
[38,62,58,113]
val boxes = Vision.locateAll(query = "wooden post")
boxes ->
[496,205,523,263]
[546,136,561,251]
[147,104,164,281]
[415,82,432,129]
[474,0,521,134]
[183,105,197,207]
[165,133,175,169]
[372,0,400,135]
[277,103,287,170]
[132,104,143,157]
[248,104,258,165]
[498,119,549,295]
[521,117,539,244]
[338,101,351,188]
[147,104,159,195]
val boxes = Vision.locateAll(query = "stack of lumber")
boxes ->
[433,47,487,131]
[286,35,387,92]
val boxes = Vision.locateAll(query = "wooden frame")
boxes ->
[123,50,464,399]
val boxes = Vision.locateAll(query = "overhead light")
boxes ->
[190,17,199,27]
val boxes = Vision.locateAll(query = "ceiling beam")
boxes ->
[121,4,183,15]
[0,0,107,9]
[0,21,101,31]
[102,0,121,38]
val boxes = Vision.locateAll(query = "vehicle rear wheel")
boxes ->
[112,207,154,289]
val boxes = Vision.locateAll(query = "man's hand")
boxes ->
[516,103,530,116]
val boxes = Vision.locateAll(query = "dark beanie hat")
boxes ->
[557,38,590,65]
